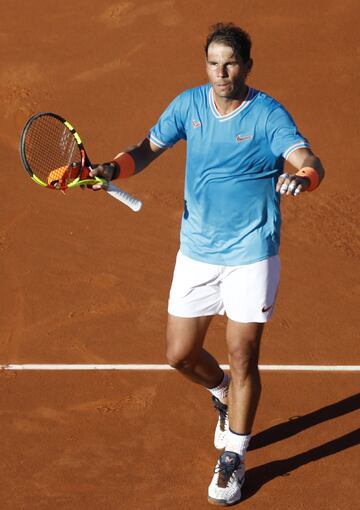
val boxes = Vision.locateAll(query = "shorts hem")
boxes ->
[226,314,272,324]
[167,308,224,319]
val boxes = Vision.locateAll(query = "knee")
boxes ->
[166,345,181,369]
[165,315,208,371]
[166,343,198,371]
[166,348,194,370]
[228,348,260,382]
[167,357,189,370]
[166,351,194,370]
[230,361,262,393]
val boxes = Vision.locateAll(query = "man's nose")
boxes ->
[217,65,227,77]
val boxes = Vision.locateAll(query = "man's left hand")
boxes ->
[276,173,309,196]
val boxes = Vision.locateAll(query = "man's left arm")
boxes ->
[276,147,325,196]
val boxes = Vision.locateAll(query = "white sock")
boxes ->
[226,429,251,459]
[207,373,230,403]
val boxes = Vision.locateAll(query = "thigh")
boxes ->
[166,314,213,360]
[226,320,264,363]
[221,255,281,323]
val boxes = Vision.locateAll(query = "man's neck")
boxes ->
[213,85,249,116]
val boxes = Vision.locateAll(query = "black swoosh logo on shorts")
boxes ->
[262,305,272,313]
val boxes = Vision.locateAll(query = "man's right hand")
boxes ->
[88,138,167,190]
[89,162,118,190]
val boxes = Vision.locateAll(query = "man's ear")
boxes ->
[246,58,253,75]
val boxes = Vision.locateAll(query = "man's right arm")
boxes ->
[90,137,166,188]
[120,138,167,174]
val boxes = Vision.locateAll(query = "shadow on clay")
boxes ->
[240,393,360,502]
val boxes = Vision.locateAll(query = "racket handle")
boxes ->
[106,182,143,212]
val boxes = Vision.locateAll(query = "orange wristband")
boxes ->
[295,166,319,192]
[112,152,136,178]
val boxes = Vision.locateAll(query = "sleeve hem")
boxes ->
[283,142,310,160]
[149,133,173,149]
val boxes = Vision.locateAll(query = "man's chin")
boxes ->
[213,84,246,102]
[215,84,232,93]
[214,89,235,100]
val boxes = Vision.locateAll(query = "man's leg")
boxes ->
[166,313,224,389]
[208,320,264,506]
[226,320,264,435]
[166,313,231,452]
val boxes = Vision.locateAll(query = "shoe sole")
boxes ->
[207,496,241,506]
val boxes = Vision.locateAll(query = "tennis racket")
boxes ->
[19,112,143,212]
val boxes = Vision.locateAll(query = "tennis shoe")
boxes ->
[208,451,245,506]
[212,396,229,450]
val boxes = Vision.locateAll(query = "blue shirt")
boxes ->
[149,84,310,265]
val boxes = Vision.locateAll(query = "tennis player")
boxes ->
[91,23,325,506]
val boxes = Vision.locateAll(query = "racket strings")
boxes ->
[24,115,82,186]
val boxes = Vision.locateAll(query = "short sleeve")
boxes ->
[149,93,187,148]
[265,106,310,160]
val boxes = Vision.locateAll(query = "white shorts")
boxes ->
[168,251,281,323]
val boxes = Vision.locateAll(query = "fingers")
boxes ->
[89,163,114,190]
[276,172,289,193]
[287,179,302,197]
[276,173,304,197]
[89,168,103,190]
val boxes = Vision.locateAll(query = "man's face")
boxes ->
[206,42,252,100]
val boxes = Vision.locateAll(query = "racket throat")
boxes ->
[49,161,86,189]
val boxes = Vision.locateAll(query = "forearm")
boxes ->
[297,154,325,184]
[112,138,165,178]
[277,148,325,196]
[287,148,325,185]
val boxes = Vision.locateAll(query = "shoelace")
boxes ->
[212,397,228,424]
[215,456,240,485]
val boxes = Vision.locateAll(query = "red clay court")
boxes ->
[1,1,359,508]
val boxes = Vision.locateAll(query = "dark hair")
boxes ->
[204,23,252,62]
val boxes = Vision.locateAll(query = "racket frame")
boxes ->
[20,112,104,190]
[19,112,143,211]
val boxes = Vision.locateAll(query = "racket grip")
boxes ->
[106,182,143,212]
